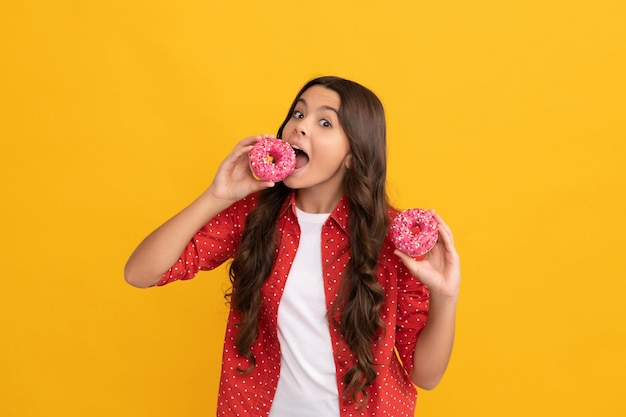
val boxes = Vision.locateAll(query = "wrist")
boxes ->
[428,291,459,310]
[202,184,236,207]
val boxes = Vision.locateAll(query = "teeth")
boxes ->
[290,144,308,158]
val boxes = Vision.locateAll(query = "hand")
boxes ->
[207,135,276,203]
[394,210,461,300]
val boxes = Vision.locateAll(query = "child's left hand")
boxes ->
[394,210,461,300]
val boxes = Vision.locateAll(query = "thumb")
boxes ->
[394,250,425,275]
[248,179,275,194]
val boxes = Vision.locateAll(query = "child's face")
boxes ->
[282,85,352,203]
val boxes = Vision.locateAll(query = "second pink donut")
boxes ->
[391,208,439,258]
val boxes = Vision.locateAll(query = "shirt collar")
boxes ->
[280,191,350,235]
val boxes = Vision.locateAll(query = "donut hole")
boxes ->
[411,225,422,236]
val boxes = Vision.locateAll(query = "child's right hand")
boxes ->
[207,135,276,203]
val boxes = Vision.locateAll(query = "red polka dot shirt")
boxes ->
[157,192,430,416]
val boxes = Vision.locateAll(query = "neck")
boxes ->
[295,188,343,213]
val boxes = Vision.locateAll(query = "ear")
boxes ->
[344,153,353,169]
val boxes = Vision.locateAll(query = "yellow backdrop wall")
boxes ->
[1,1,625,416]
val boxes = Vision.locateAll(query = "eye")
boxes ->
[319,119,332,128]
[293,110,304,119]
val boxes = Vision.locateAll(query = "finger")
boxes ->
[225,136,265,164]
[431,209,455,246]
[394,250,441,287]
[235,144,255,160]
[235,135,267,151]
[248,180,275,194]
[429,216,460,267]
[394,249,426,272]
[394,249,413,263]
[436,228,459,263]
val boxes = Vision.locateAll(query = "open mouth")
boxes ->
[292,146,309,169]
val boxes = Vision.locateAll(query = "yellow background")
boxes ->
[1,1,625,416]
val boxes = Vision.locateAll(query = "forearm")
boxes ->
[124,187,235,288]
[124,136,276,288]
[410,293,458,390]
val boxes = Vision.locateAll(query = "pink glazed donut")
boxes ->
[391,208,439,258]
[248,137,296,182]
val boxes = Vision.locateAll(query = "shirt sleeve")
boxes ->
[394,264,430,374]
[155,195,255,286]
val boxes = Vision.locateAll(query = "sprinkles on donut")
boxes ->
[248,137,296,182]
[391,208,439,258]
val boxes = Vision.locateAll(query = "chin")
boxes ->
[282,176,297,189]
[282,168,304,188]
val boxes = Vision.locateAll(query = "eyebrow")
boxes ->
[297,98,339,115]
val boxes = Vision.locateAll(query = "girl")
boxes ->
[125,76,460,416]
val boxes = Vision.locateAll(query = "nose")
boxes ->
[294,117,308,137]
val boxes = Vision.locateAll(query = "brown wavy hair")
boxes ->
[228,76,389,407]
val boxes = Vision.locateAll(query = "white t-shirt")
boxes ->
[268,208,340,417]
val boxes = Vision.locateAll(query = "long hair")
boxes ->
[228,76,389,407]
